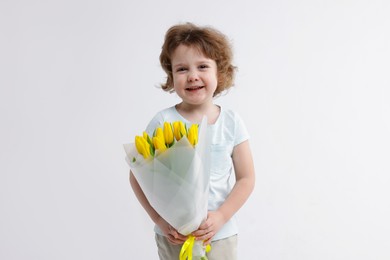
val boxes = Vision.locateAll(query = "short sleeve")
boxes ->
[234,112,250,146]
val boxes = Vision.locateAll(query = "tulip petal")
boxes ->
[187,124,198,146]
[164,122,174,146]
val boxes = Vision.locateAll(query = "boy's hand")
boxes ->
[156,217,188,245]
[192,211,226,245]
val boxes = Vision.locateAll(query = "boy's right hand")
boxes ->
[156,217,188,245]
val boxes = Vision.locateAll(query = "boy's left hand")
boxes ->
[192,211,225,245]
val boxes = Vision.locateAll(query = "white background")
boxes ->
[1,0,390,259]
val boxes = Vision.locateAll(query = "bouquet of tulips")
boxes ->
[124,117,211,260]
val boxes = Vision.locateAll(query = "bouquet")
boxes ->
[124,117,211,260]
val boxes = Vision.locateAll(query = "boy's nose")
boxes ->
[187,71,199,82]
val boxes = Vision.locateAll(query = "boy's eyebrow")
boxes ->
[172,63,185,68]
[172,60,213,68]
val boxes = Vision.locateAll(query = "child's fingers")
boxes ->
[195,230,215,242]
[192,225,216,242]
[167,234,184,245]
[172,231,187,240]
[191,226,209,237]
[167,233,187,245]
[198,218,211,230]
[203,237,211,245]
[168,225,187,241]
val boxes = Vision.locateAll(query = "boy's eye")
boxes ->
[199,64,209,69]
[176,67,187,72]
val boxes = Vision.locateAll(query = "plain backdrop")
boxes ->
[1,0,389,259]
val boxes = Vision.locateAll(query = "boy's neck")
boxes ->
[176,102,220,125]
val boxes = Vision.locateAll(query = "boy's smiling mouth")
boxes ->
[186,86,204,91]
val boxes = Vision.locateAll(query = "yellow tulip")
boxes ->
[187,124,198,146]
[163,122,174,146]
[142,131,155,156]
[153,136,167,152]
[155,127,165,141]
[135,135,151,159]
[173,121,187,141]
[143,131,150,142]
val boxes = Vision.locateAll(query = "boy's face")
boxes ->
[171,44,218,107]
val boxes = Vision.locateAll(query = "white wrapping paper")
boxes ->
[124,117,210,236]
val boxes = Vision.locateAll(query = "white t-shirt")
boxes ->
[145,105,250,241]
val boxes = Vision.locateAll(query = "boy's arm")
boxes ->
[129,171,187,244]
[192,140,255,243]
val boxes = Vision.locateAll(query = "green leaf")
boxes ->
[146,135,153,146]
[150,144,155,157]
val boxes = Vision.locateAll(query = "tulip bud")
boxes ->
[163,122,174,146]
[187,124,198,146]
[143,131,154,156]
[155,127,165,141]
[153,136,167,152]
[142,131,152,146]
[135,136,151,159]
[173,121,187,141]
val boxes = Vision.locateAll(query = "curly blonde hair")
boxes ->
[160,23,236,96]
